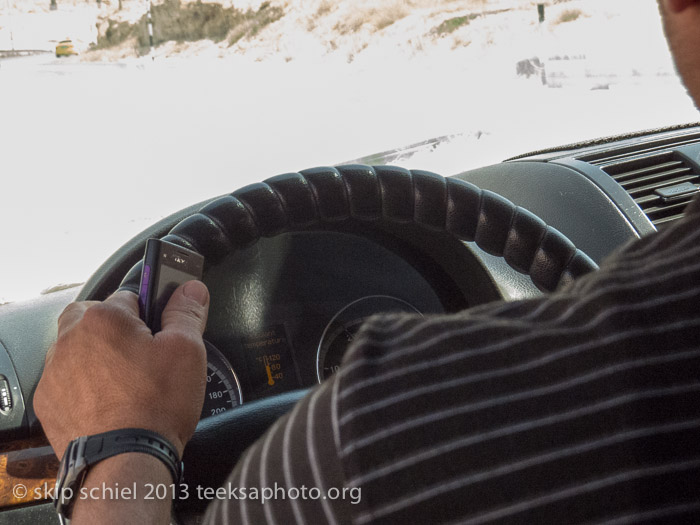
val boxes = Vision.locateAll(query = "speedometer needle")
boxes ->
[266,364,275,386]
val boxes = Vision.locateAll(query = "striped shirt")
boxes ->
[205,194,700,525]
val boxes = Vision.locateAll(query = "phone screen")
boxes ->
[152,263,198,328]
[139,239,204,332]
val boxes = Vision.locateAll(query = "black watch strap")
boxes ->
[81,428,181,482]
[54,428,183,522]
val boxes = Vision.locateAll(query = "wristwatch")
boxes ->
[53,428,183,524]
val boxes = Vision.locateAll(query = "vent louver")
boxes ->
[594,151,700,229]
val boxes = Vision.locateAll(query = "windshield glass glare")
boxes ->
[0,0,698,303]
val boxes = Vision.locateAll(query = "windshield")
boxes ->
[1,0,698,303]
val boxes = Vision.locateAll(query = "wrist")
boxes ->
[53,428,183,522]
[58,418,187,459]
[72,454,172,525]
[80,452,171,493]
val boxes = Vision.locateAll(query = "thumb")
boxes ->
[160,280,210,337]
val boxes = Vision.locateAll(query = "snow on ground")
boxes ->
[0,0,699,303]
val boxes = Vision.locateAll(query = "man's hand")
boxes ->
[34,280,210,459]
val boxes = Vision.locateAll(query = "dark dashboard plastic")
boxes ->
[201,231,448,399]
[0,287,80,436]
[455,161,640,263]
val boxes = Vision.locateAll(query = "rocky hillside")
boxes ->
[86,0,600,61]
[1,0,626,61]
[0,0,674,87]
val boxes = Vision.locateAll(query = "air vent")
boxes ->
[596,151,700,229]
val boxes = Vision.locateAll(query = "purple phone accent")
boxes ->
[139,265,151,314]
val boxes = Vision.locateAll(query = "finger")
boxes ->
[57,301,98,337]
[103,290,141,319]
[159,281,209,337]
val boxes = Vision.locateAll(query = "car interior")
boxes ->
[4,0,700,522]
[1,120,699,524]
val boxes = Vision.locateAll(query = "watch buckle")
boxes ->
[54,435,89,521]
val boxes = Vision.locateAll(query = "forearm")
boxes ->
[71,453,172,525]
[34,286,210,524]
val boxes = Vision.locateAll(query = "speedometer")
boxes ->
[202,340,243,419]
[316,296,421,383]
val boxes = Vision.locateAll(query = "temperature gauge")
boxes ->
[260,353,282,386]
[241,325,300,397]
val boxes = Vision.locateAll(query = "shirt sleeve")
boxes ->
[333,196,700,524]
[202,377,362,525]
[205,194,700,525]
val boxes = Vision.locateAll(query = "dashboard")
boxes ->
[0,124,699,523]
[199,231,447,416]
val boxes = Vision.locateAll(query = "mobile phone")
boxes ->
[138,239,205,333]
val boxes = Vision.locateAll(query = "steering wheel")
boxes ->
[78,165,597,516]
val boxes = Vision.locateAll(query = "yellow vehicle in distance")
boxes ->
[55,39,78,58]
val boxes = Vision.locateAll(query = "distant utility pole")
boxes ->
[147,1,154,56]
[536,4,547,86]
[538,4,546,24]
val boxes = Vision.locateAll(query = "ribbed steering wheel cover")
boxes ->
[118,165,597,294]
